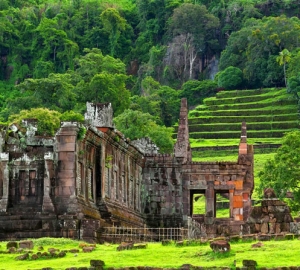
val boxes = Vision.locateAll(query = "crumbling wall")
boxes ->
[142,101,254,237]
[247,189,293,234]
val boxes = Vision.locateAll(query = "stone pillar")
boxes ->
[229,189,234,218]
[0,153,9,212]
[174,98,192,164]
[205,181,215,224]
[42,152,55,213]
[55,122,79,214]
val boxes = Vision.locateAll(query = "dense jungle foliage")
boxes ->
[1,0,300,152]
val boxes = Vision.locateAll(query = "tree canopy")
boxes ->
[114,109,174,153]
[259,131,300,211]
[1,0,300,153]
[219,15,300,88]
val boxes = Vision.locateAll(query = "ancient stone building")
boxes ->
[0,99,256,241]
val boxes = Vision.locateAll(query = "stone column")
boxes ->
[55,122,79,214]
[0,153,9,212]
[42,152,55,213]
[205,181,215,224]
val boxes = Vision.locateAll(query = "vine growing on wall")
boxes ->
[105,155,113,168]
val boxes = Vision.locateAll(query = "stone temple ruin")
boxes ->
[0,99,296,242]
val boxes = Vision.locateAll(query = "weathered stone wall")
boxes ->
[0,100,258,242]
[76,125,145,228]
[142,154,185,227]
[0,109,145,240]
[142,101,254,237]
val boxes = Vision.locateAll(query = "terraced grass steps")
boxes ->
[189,121,299,132]
[190,129,296,139]
[186,87,299,152]
[198,99,295,111]
[189,106,297,117]
[188,114,298,124]
[205,88,289,105]
[215,87,285,98]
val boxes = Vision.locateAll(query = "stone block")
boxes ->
[210,240,230,253]
[262,199,285,207]
[260,223,269,234]
[90,260,105,267]
[235,180,243,190]
[243,193,249,200]
[205,223,217,234]
[233,200,243,208]
[19,240,34,249]
[58,152,75,162]
[242,260,257,267]
[281,222,290,232]
[234,214,243,221]
[6,241,18,249]
[15,253,29,260]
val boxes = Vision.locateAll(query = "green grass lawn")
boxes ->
[1,238,300,269]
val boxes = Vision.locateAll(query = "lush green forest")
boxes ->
[1,0,300,152]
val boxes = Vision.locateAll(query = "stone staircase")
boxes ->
[0,203,61,240]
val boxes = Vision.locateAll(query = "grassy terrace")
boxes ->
[186,87,298,148]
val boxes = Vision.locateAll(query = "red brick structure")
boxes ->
[0,99,255,241]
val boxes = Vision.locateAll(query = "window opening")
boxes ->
[215,192,230,218]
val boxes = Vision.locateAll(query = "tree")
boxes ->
[287,75,300,101]
[258,130,300,211]
[36,17,79,72]
[156,86,181,127]
[287,49,300,79]
[88,72,130,115]
[74,48,130,115]
[276,49,291,86]
[134,0,179,62]
[217,66,243,90]
[114,109,174,153]
[131,76,180,126]
[16,73,77,112]
[219,16,300,88]
[100,8,127,57]
[9,108,62,136]
[166,3,219,82]
[180,79,217,106]
[141,76,160,96]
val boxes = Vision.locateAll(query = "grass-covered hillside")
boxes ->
[189,88,298,145]
[186,88,299,200]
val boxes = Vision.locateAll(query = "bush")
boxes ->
[217,66,243,90]
[180,80,217,106]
